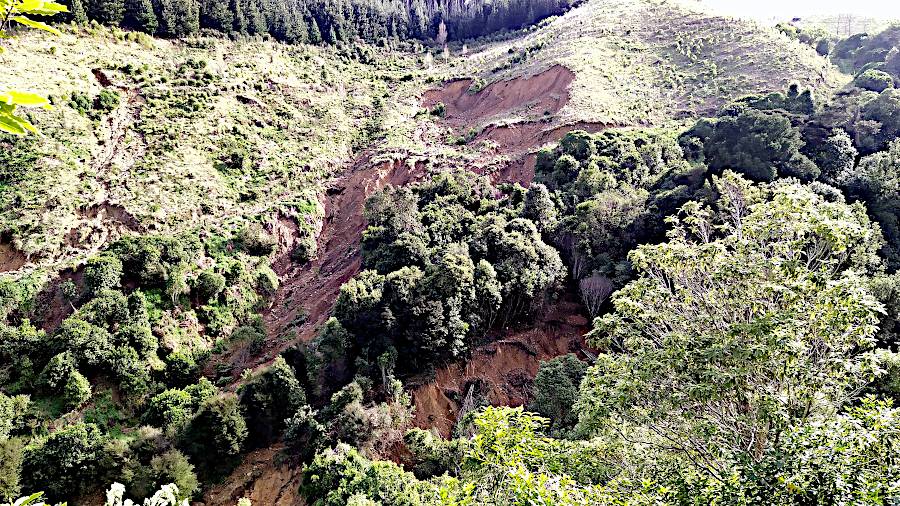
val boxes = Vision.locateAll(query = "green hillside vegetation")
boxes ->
[0,25,424,272]
[443,0,847,127]
[298,92,900,504]
[5,4,900,506]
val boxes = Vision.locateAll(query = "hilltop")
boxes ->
[440,0,847,127]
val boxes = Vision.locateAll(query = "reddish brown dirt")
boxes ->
[411,294,590,438]
[211,65,604,504]
[217,155,427,377]
[421,65,575,126]
[264,155,425,341]
[81,203,144,232]
[0,240,28,273]
[479,121,615,184]
[203,446,305,506]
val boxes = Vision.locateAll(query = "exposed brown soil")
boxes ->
[64,203,145,250]
[81,202,144,231]
[410,293,590,438]
[202,446,305,506]
[421,65,574,127]
[0,240,28,273]
[479,120,615,184]
[33,268,83,332]
[215,154,427,378]
[265,155,425,342]
[210,64,603,504]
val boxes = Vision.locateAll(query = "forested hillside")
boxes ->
[2,0,900,505]
[60,0,579,43]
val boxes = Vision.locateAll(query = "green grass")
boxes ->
[438,0,850,127]
[0,25,430,274]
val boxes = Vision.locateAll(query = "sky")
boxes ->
[697,0,900,21]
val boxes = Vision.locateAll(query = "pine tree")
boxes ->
[307,16,322,43]
[155,0,199,37]
[199,0,231,32]
[240,0,264,35]
[86,0,125,25]
[71,0,89,24]
[124,0,158,33]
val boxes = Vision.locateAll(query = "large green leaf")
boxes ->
[9,16,60,34]
[0,111,29,135]
[0,89,51,107]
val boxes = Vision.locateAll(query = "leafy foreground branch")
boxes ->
[0,0,67,134]
[5,483,252,506]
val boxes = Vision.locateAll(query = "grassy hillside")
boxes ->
[0,25,426,274]
[0,0,855,276]
[439,0,849,127]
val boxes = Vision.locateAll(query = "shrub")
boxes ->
[109,346,151,397]
[301,443,427,506]
[144,379,217,432]
[254,265,279,297]
[39,351,77,393]
[94,89,121,115]
[238,356,307,447]
[231,325,265,352]
[163,350,199,387]
[143,389,192,432]
[178,394,247,478]
[114,324,156,358]
[63,370,92,411]
[83,255,123,296]
[0,437,24,500]
[236,223,276,256]
[196,303,235,338]
[855,69,895,92]
[528,354,587,434]
[193,270,225,302]
[127,450,198,502]
[283,406,325,462]
[430,102,445,117]
[404,428,465,479]
[291,233,317,264]
[21,423,109,499]
[68,91,92,115]
[0,393,28,441]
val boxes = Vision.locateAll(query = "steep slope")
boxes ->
[205,3,859,503]
[0,25,424,276]
[441,0,847,126]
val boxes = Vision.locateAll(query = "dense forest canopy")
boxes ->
[61,0,579,43]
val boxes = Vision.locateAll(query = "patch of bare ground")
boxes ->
[421,64,574,127]
[478,120,616,184]
[202,445,305,506]
[64,203,145,250]
[422,65,622,184]
[0,238,29,273]
[214,154,427,378]
[410,290,591,438]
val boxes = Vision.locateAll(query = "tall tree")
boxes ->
[124,0,158,32]
[577,172,884,474]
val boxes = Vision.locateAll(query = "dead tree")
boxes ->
[579,274,614,318]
